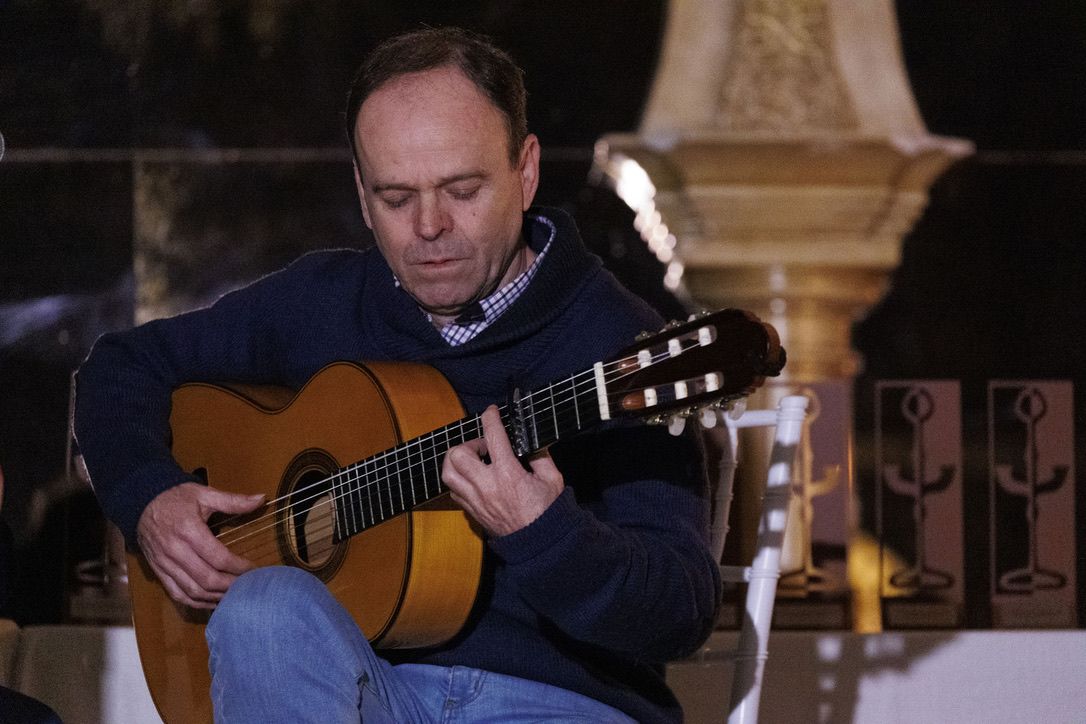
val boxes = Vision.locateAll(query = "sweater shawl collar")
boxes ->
[360,206,603,365]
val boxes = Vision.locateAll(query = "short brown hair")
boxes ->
[345,27,528,167]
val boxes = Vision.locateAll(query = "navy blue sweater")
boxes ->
[75,208,721,723]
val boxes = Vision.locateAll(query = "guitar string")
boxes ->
[219,375,613,564]
[214,342,709,560]
[223,379,608,566]
[216,341,714,562]
[225,368,726,568]
[218,340,720,565]
[211,345,658,544]
[225,328,717,533]
[215,363,600,547]
[217,365,613,558]
[221,370,610,562]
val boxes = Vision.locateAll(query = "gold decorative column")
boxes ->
[595,0,971,630]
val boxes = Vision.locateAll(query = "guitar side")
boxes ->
[128,362,483,724]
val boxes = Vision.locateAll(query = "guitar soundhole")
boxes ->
[276,450,348,580]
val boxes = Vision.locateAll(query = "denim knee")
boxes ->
[208,565,325,643]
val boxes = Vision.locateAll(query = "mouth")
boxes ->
[415,256,468,269]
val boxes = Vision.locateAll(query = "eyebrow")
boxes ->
[372,171,487,194]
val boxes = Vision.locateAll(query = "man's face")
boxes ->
[353,65,540,321]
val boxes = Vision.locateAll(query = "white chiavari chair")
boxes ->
[704,394,809,724]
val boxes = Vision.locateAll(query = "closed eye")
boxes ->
[447,185,480,201]
[381,194,411,209]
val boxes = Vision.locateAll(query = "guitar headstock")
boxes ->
[603,309,785,426]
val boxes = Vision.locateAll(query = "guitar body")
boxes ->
[128,361,483,724]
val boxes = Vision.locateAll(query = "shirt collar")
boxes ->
[386,213,557,345]
[431,213,555,345]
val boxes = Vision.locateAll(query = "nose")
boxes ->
[414,192,451,241]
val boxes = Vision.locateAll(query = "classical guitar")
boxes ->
[127,308,785,724]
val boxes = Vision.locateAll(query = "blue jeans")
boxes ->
[206,566,635,723]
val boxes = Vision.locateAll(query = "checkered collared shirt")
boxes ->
[420,214,556,346]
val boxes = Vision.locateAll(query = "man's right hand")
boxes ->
[135,482,265,609]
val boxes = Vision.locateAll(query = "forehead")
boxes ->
[354,66,509,179]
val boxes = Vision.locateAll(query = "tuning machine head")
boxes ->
[687,309,711,322]
[668,415,687,436]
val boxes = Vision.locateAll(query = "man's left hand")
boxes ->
[442,405,564,537]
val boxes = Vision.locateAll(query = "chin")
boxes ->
[417,296,470,317]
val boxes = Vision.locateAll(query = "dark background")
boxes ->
[1,1,1084,625]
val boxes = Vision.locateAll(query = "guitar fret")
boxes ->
[332,470,344,540]
[573,378,581,430]
[349,468,359,533]
[409,437,422,508]
[382,453,396,521]
[343,466,355,536]
[405,439,419,509]
[337,467,349,539]
[382,453,394,523]
[526,389,539,450]
[365,456,377,526]
[389,454,401,518]
[548,383,559,442]
[346,464,357,535]
[396,444,408,514]
[382,452,395,524]
[530,389,546,448]
[425,427,438,501]
[331,470,341,539]
[357,462,368,529]
[568,378,582,441]
[573,377,597,433]
[360,462,373,529]
[411,443,421,506]
[422,435,434,498]
[430,428,442,498]
[428,430,440,499]
[348,465,359,534]
[376,457,387,521]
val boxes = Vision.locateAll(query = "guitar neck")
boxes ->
[333,367,603,540]
[330,309,785,541]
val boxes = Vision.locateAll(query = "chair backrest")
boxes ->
[706,395,809,724]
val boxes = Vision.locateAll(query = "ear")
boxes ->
[352,162,374,229]
[517,134,541,211]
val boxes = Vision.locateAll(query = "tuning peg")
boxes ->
[728,397,748,420]
[699,408,718,428]
[635,330,652,341]
[668,415,687,436]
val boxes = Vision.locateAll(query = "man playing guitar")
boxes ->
[76,27,728,723]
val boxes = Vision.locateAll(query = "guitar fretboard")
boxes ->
[331,369,603,540]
